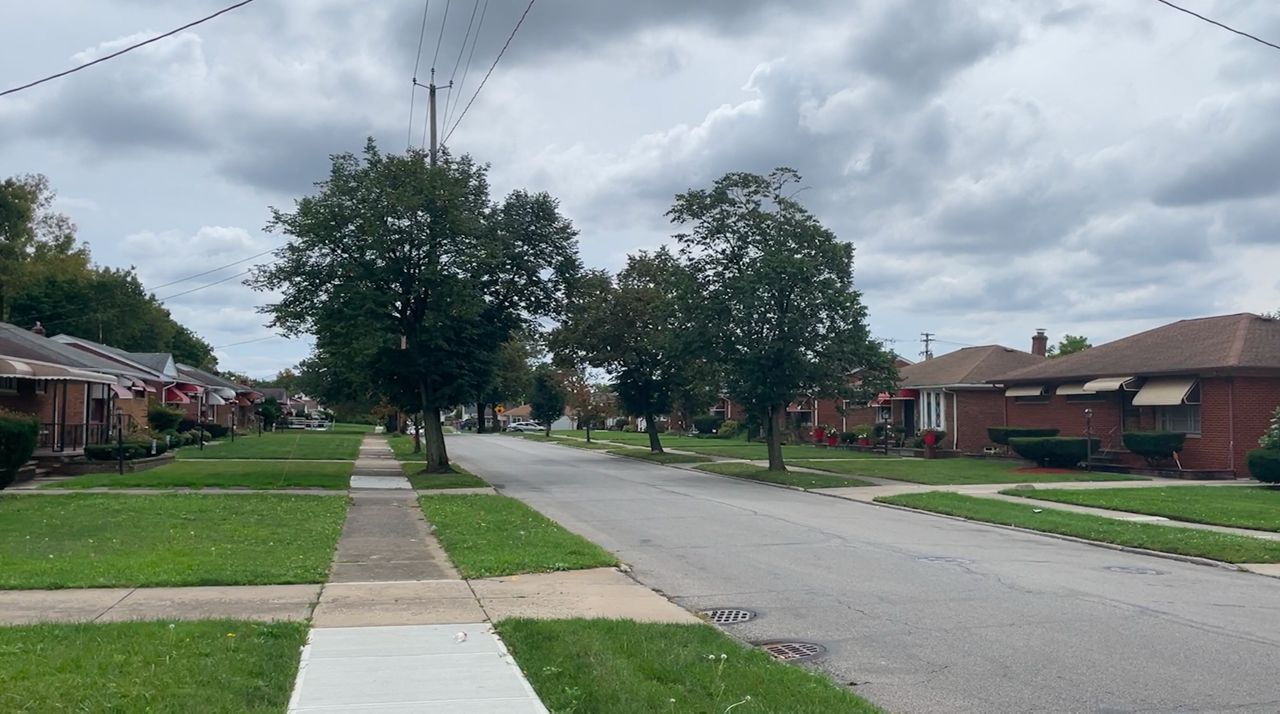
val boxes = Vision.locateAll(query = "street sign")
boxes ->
[495,405,506,415]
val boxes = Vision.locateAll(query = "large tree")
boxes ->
[529,365,566,438]
[671,168,896,471]
[1048,334,1091,358]
[0,174,81,321]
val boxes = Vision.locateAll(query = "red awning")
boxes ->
[177,382,203,394]
[236,396,253,406]
[869,392,893,407]
[897,389,919,399]
[164,386,191,404]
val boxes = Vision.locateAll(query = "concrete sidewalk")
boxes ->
[350,434,412,490]
[0,584,320,625]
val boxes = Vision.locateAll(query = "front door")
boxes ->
[902,400,916,436]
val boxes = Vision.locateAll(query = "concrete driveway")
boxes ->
[448,435,1280,714]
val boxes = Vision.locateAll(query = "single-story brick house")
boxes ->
[991,313,1280,476]
[889,341,1045,452]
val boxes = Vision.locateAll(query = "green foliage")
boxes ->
[529,366,567,432]
[716,418,739,439]
[256,397,282,430]
[1122,431,1186,463]
[987,426,1060,445]
[0,409,39,489]
[839,431,859,444]
[84,439,168,461]
[691,414,723,435]
[200,422,230,439]
[146,405,184,433]
[1047,334,1091,358]
[1247,449,1280,484]
[1259,406,1280,450]
[1008,436,1099,468]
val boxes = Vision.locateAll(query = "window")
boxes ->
[1013,395,1050,404]
[1157,404,1200,435]
[920,390,946,430]
[1065,393,1106,403]
[0,377,17,395]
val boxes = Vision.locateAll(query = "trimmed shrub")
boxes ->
[613,417,628,431]
[0,410,40,489]
[1247,449,1280,484]
[147,404,184,433]
[177,418,197,433]
[200,422,230,439]
[1008,436,1099,468]
[84,439,167,461]
[1122,431,1186,464]
[987,426,1060,445]
[850,423,873,438]
[839,431,859,444]
[1259,407,1280,450]
[692,414,724,436]
[717,419,739,439]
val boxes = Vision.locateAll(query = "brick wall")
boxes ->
[952,390,1007,452]
[1225,376,1280,475]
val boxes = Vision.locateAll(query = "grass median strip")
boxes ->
[419,494,616,578]
[403,463,488,489]
[0,619,306,712]
[877,491,1280,564]
[44,460,354,490]
[498,618,882,714]
[177,431,362,461]
[608,449,711,464]
[1003,485,1280,533]
[796,458,1137,485]
[0,494,347,589]
[697,462,873,488]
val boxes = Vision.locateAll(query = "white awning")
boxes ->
[1055,383,1092,395]
[110,384,134,399]
[205,392,228,406]
[1132,376,1198,407]
[1005,384,1045,397]
[1083,376,1135,392]
[0,358,117,384]
[214,387,237,399]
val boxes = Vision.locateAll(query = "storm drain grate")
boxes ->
[1106,565,1167,576]
[760,641,825,662]
[700,608,756,625]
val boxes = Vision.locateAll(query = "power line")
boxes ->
[213,335,282,350]
[1154,0,1280,52]
[156,268,255,302]
[430,0,453,71]
[0,0,258,98]
[150,248,277,291]
[443,0,536,145]
[446,0,489,130]
[407,0,432,149]
[442,0,483,129]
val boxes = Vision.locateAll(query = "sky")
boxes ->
[2,0,1278,377]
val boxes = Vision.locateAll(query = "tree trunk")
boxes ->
[585,420,592,444]
[645,413,663,454]
[423,414,450,472]
[475,401,486,433]
[412,412,422,453]
[765,405,786,471]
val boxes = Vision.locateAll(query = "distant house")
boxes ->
[991,313,1280,476]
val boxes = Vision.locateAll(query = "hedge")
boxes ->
[839,431,859,444]
[201,422,230,439]
[717,419,740,439]
[1008,436,1099,468]
[988,427,1060,445]
[0,411,40,489]
[1247,449,1280,484]
[692,414,724,436]
[84,439,169,462]
[147,404,184,432]
[1122,431,1186,464]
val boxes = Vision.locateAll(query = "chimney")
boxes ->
[1031,328,1048,357]
[30,321,46,336]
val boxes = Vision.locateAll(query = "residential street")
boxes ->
[450,435,1280,714]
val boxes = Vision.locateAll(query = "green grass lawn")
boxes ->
[681,444,881,461]
[44,460,354,490]
[1005,485,1280,532]
[419,494,616,578]
[0,620,306,712]
[607,449,711,464]
[332,423,376,433]
[0,494,347,589]
[794,457,1137,485]
[878,492,1280,564]
[389,433,425,460]
[178,430,362,461]
[403,463,489,489]
[697,462,874,488]
[498,619,882,714]
[519,433,616,450]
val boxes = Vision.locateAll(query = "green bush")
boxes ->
[84,439,167,461]
[692,414,724,435]
[200,422,230,439]
[1259,407,1280,450]
[1008,436,1099,468]
[987,426,1060,445]
[839,431,859,444]
[1247,449,1280,484]
[1122,431,1186,464]
[147,404,184,432]
[850,423,873,438]
[716,419,739,439]
[0,410,40,489]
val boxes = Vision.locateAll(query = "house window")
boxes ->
[1157,405,1200,436]
[1013,395,1050,404]
[1065,393,1106,403]
[0,377,17,395]
[920,390,946,430]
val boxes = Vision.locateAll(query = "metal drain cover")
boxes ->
[700,608,756,625]
[759,641,826,662]
[1106,566,1167,576]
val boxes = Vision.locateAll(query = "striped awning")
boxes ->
[205,392,227,406]
[1133,377,1198,407]
[110,384,134,399]
[164,386,191,404]
[0,357,116,384]
[1055,383,1092,395]
[1083,376,1135,392]
[1005,384,1045,397]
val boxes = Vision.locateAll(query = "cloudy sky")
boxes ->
[2,0,1278,376]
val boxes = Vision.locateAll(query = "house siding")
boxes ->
[952,390,1007,452]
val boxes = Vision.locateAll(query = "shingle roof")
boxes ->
[112,351,174,375]
[994,313,1280,383]
[49,334,167,380]
[0,323,144,378]
[177,363,248,391]
[899,345,1045,388]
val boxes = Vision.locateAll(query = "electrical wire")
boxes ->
[430,0,453,71]
[408,0,432,149]
[1,0,258,98]
[443,0,536,144]
[1154,0,1280,51]
[213,335,282,350]
[446,0,489,131]
[442,0,483,129]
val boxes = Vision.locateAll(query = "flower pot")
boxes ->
[826,434,839,446]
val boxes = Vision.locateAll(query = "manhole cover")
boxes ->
[1106,566,1167,576]
[918,556,972,565]
[759,641,825,662]
[700,608,756,625]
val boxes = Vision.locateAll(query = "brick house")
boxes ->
[177,364,258,429]
[991,313,1280,476]
[889,342,1045,452]
[51,334,171,428]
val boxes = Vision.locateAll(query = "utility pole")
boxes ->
[414,69,452,166]
[920,332,935,361]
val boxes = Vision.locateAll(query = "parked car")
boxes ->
[505,421,543,433]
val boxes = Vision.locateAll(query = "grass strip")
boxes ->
[795,458,1137,485]
[0,494,347,589]
[877,491,1280,564]
[177,431,361,461]
[1002,485,1280,533]
[45,460,353,490]
[698,462,873,488]
[607,449,711,464]
[404,463,489,489]
[0,620,306,712]
[419,494,616,578]
[498,618,882,714]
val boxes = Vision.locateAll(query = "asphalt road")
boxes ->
[449,435,1280,713]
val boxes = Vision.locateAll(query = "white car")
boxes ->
[505,421,543,433]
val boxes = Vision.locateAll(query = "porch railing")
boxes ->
[37,422,115,453]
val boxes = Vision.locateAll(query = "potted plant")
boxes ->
[921,429,941,459]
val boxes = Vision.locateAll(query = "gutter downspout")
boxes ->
[1228,377,1235,475]
[943,388,958,451]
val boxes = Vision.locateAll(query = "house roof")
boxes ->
[176,363,248,392]
[257,387,289,402]
[49,334,167,381]
[0,323,149,379]
[111,351,175,375]
[994,313,1280,383]
[899,345,1045,388]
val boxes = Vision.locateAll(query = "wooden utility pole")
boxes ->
[415,69,451,166]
